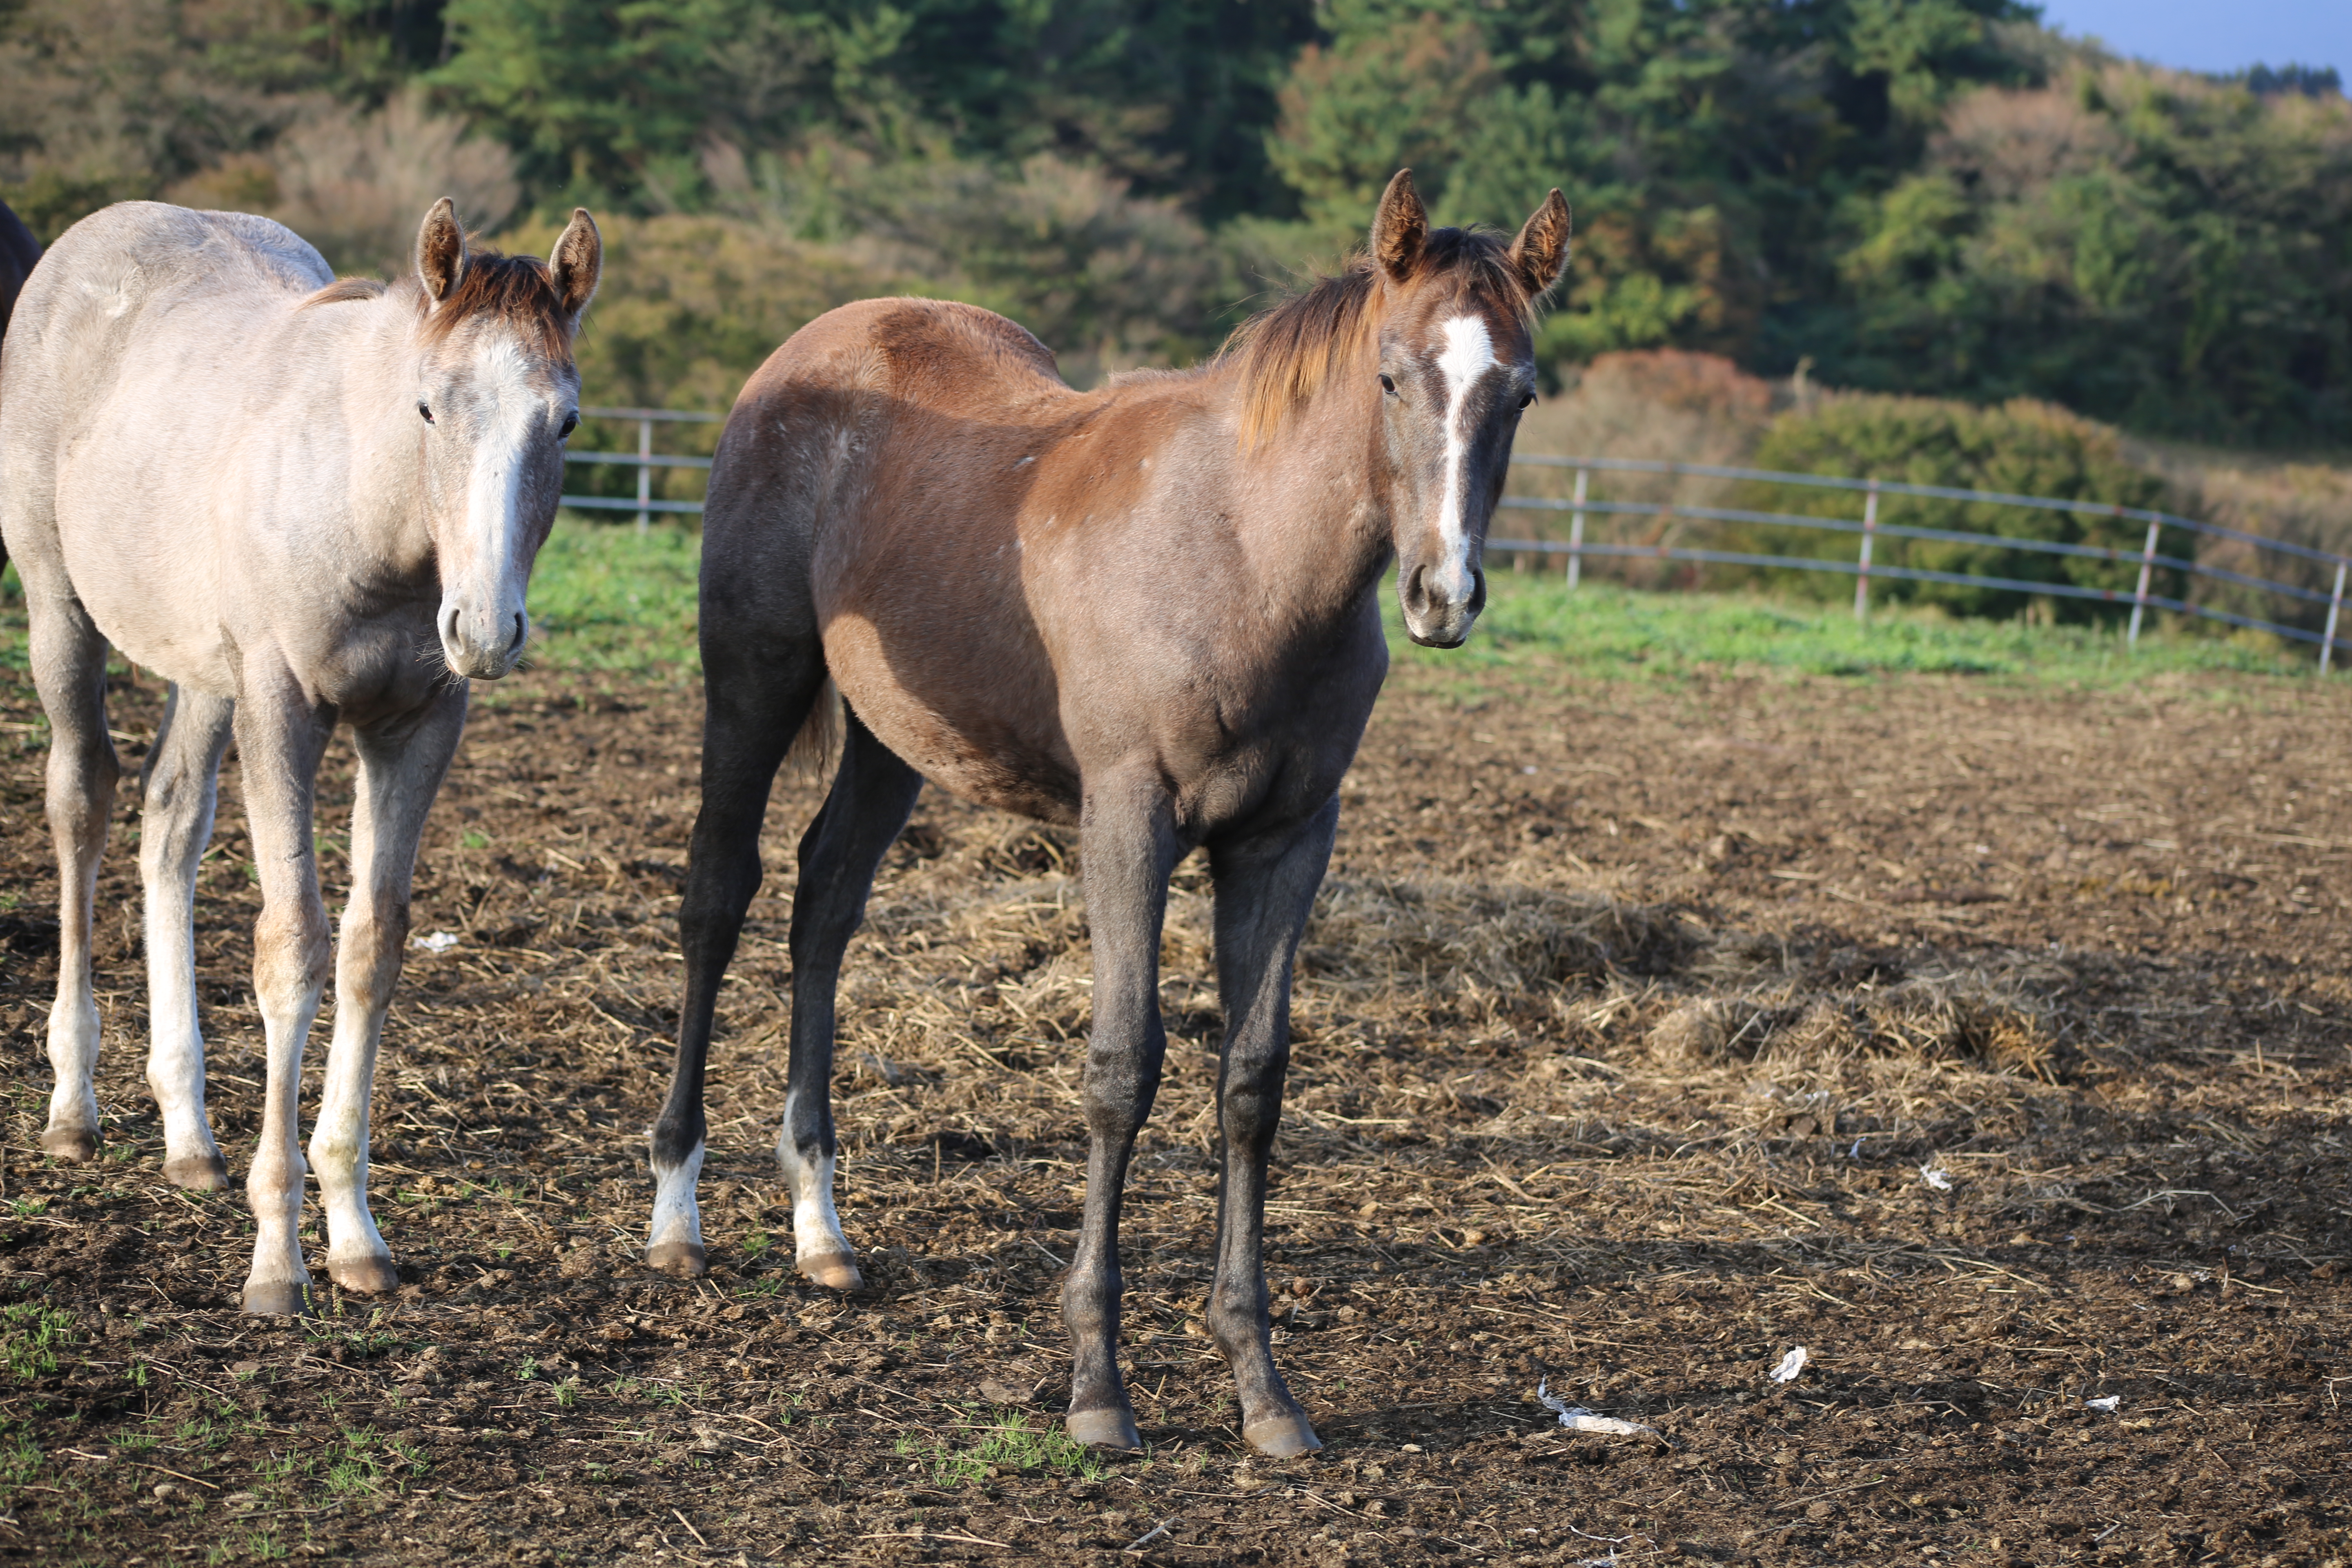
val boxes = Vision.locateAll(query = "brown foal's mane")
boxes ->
[1223,227,1537,450]
[301,248,572,361]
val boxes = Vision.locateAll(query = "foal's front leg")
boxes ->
[1063,779,1179,1450]
[233,675,336,1315]
[310,688,468,1296]
[1205,801,1338,1458]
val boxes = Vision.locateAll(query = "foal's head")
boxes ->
[1234,171,1570,647]
[407,199,600,679]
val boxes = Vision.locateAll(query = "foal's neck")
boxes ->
[1227,370,1393,621]
[310,290,437,579]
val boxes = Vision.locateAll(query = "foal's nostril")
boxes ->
[507,612,527,656]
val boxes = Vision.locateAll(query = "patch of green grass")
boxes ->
[0,1423,45,1501]
[322,1427,428,1495]
[527,517,702,679]
[1,1303,75,1379]
[516,523,2325,693]
[893,1408,1110,1488]
[255,1449,312,1486]
[1399,573,2325,688]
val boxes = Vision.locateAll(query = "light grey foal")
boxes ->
[0,198,598,1313]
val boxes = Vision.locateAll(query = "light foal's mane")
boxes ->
[301,249,577,363]
[1222,227,1539,450]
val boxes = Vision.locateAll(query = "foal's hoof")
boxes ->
[241,1279,311,1316]
[163,1152,231,1192]
[1243,1411,1323,1459]
[38,1126,97,1163]
[1066,1407,1143,1451]
[327,1252,401,1296]
[646,1241,708,1278]
[797,1250,863,1292]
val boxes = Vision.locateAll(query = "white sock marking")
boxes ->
[779,1091,851,1263]
[648,1138,706,1253]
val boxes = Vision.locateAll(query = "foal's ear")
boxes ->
[549,207,601,322]
[1370,169,1427,284]
[1507,189,1572,297]
[416,198,466,305]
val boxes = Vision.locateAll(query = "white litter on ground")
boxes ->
[1535,1380,1662,1440]
[1769,1346,1809,1383]
[410,931,460,954]
[2085,1395,2121,1413]
[1920,1164,1955,1191]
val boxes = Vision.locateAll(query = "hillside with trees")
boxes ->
[2,1,2345,448]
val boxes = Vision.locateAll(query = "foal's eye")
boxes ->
[559,411,579,439]
[1379,373,1398,397]
[418,403,434,425]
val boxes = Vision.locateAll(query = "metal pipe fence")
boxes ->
[1493,455,2352,670]
[562,405,722,530]
[557,415,2350,670]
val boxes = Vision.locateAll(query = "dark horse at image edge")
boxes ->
[644,170,1572,1459]
[0,199,42,578]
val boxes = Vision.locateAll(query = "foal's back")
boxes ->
[1,205,346,690]
[5,203,330,429]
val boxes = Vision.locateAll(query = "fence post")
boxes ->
[2324,561,2348,675]
[1853,478,1879,624]
[635,416,653,535]
[1567,465,1587,589]
[2126,514,2160,650]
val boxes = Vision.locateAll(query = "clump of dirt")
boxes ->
[1301,877,1701,996]
[1647,960,2060,1078]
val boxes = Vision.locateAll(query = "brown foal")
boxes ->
[649,171,1570,1457]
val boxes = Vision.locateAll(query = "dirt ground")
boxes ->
[1,653,2348,1566]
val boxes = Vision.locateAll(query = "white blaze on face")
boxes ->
[1432,314,1499,600]
[442,333,544,671]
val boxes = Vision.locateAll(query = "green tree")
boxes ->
[1828,64,2352,443]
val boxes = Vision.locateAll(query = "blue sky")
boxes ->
[2033,2,2349,78]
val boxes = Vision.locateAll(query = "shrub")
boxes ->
[1719,393,2182,619]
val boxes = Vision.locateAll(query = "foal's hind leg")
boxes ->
[1203,800,1339,1459]
[648,643,827,1276]
[312,687,467,1297]
[773,712,921,1290]
[1063,774,1180,1451]
[139,683,236,1190]
[26,592,120,1161]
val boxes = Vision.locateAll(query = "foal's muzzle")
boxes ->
[1399,561,1487,649]
[439,602,529,680]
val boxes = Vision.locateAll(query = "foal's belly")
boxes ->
[823,612,1081,825]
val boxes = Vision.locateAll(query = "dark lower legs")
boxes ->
[1062,778,1180,1450]
[650,660,918,1292]
[775,715,921,1288]
[648,649,820,1275]
[1203,800,1338,1457]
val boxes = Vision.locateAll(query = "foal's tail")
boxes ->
[786,673,842,783]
